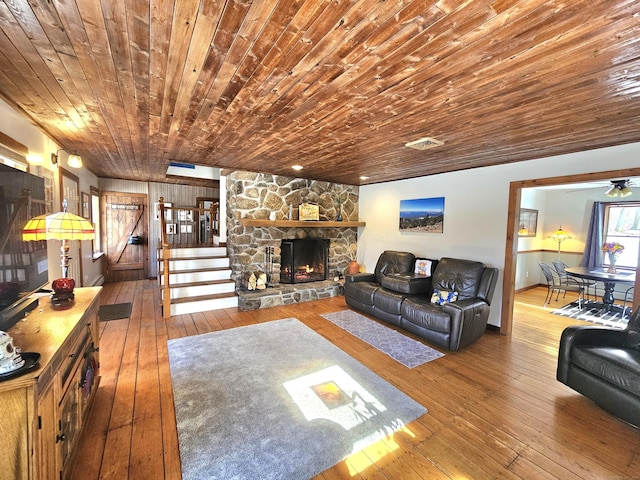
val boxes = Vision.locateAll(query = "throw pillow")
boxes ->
[415,258,432,276]
[431,288,458,305]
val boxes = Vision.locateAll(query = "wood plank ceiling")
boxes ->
[0,0,638,186]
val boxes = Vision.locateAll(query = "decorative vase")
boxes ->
[336,204,343,222]
[607,253,618,273]
[346,261,359,275]
[52,277,75,294]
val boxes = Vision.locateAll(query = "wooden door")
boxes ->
[59,168,83,284]
[102,192,148,282]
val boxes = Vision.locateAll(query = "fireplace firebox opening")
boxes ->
[280,238,329,284]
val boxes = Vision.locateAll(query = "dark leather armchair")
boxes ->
[557,307,640,428]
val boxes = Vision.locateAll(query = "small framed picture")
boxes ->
[518,208,538,237]
[155,202,172,221]
[81,192,90,219]
[178,209,193,222]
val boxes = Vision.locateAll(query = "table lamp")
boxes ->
[22,200,95,304]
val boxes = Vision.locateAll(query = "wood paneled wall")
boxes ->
[98,178,218,278]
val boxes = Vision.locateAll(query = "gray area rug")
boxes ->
[320,310,444,368]
[167,318,427,480]
[98,302,132,321]
[552,301,629,329]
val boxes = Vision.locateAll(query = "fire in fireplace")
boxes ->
[280,238,329,284]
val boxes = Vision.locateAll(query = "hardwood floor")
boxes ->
[69,281,640,479]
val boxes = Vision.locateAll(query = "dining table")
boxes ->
[565,266,636,311]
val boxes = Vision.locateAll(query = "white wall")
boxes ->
[358,142,640,327]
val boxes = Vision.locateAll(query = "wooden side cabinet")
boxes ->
[0,287,101,480]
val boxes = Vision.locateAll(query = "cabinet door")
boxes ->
[35,383,57,480]
[58,365,81,475]
[0,388,29,480]
[78,341,98,416]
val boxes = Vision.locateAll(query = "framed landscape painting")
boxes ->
[399,197,445,233]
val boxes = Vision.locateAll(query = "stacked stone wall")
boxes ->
[226,171,359,289]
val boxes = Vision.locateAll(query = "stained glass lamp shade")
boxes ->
[22,201,94,300]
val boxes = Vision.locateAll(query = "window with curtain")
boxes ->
[603,202,640,269]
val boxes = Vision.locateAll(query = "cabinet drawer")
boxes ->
[59,326,91,398]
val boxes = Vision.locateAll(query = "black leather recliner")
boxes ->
[344,251,498,351]
[343,251,426,325]
[401,257,498,351]
[557,307,640,428]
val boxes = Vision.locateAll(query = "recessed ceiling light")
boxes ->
[292,165,303,171]
[360,176,369,180]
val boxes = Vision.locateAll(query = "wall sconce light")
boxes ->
[67,153,83,169]
[51,149,83,169]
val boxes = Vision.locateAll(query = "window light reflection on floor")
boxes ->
[283,365,409,460]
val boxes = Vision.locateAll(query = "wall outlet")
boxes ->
[525,271,529,278]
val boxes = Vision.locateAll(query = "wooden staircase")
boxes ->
[158,245,237,317]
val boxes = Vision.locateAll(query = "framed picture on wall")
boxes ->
[399,197,445,233]
[518,208,538,237]
[81,192,90,219]
[34,165,55,214]
[155,202,172,221]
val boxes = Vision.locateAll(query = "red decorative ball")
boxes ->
[52,277,75,294]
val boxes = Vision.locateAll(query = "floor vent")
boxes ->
[405,136,444,150]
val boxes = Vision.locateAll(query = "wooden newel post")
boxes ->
[158,197,172,318]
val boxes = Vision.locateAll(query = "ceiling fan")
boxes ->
[565,179,635,197]
[604,179,634,197]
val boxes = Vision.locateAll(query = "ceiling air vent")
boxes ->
[405,136,444,151]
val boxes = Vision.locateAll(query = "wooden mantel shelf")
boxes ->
[241,219,365,228]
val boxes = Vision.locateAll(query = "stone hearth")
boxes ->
[237,280,344,311]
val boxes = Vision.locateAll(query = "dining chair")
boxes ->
[539,262,584,308]
[552,259,597,301]
[623,285,634,318]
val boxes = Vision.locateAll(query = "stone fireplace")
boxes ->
[225,170,361,309]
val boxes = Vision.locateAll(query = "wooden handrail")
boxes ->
[156,197,221,318]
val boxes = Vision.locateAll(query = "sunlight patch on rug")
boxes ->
[321,310,444,368]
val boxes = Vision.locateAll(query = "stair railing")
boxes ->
[157,198,172,318]
[157,197,221,318]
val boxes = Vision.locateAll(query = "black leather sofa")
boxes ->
[557,307,640,428]
[344,250,499,351]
